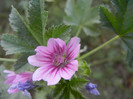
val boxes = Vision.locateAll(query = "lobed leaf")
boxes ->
[100,7,118,33]
[2,0,49,71]
[100,0,133,66]
[79,61,91,76]
[14,52,35,71]
[71,88,87,99]
[53,81,66,98]
[70,77,88,87]
[126,49,133,67]
[58,86,70,99]
[9,6,39,45]
[28,0,48,45]
[54,77,87,99]
[45,25,71,43]
[64,0,100,36]
[1,34,35,55]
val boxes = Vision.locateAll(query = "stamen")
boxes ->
[53,55,68,67]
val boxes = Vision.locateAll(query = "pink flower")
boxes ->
[4,70,33,94]
[28,37,80,85]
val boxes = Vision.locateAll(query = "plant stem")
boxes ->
[78,35,119,60]
[76,25,82,37]
[0,58,17,62]
[29,90,35,99]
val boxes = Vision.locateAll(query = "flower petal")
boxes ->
[8,88,18,94]
[86,83,97,89]
[8,85,18,94]
[33,65,61,85]
[32,66,49,81]
[47,38,66,55]
[35,46,53,56]
[4,70,15,78]
[3,70,14,74]
[66,37,80,60]
[28,46,54,67]
[3,70,16,84]
[45,67,61,86]
[28,55,51,67]
[4,76,16,84]
[60,60,78,80]
[17,72,33,83]
[22,90,32,99]
[89,88,100,95]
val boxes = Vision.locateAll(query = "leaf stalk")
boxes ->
[76,25,82,37]
[78,35,120,60]
[0,58,17,62]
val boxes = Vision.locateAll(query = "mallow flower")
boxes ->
[86,82,100,95]
[28,37,80,85]
[4,70,35,98]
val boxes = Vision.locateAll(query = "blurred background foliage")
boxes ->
[0,0,133,99]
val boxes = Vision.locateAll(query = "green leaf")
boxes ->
[1,34,35,71]
[28,0,48,45]
[58,86,70,99]
[9,6,39,45]
[100,0,133,66]
[54,77,87,99]
[83,26,100,37]
[100,0,133,34]
[14,52,34,71]
[71,88,87,99]
[100,7,118,32]
[64,0,100,36]
[53,81,66,98]
[45,25,71,43]
[79,61,91,76]
[126,48,133,66]
[70,77,88,87]
[2,0,49,71]
[1,34,35,55]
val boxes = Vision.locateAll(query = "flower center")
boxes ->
[53,55,68,67]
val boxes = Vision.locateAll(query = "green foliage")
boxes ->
[9,6,39,45]
[1,0,71,71]
[58,86,70,99]
[69,77,88,87]
[53,77,88,99]
[64,0,100,36]
[28,0,48,44]
[14,53,35,72]
[126,49,133,66]
[100,0,133,66]
[79,61,91,76]
[53,81,65,98]
[0,0,40,71]
[1,34,35,55]
[71,88,87,99]
[45,25,71,43]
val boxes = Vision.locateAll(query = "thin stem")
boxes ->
[78,35,119,60]
[76,25,82,37]
[0,58,17,62]
[29,90,35,99]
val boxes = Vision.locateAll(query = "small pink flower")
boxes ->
[4,70,33,94]
[28,37,80,85]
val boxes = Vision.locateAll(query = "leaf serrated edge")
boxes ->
[10,6,42,45]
